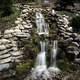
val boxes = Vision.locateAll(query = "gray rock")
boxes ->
[0,49,12,55]
[22,9,28,13]
[15,33,30,38]
[67,51,79,55]
[63,31,72,36]
[74,58,80,64]
[59,27,66,31]
[17,18,23,22]
[51,9,56,16]
[11,51,22,56]
[18,24,24,30]
[0,53,11,59]
[15,20,21,24]
[64,38,73,42]
[22,21,27,25]
[0,39,11,44]
[60,33,70,38]
[0,45,6,50]
[4,29,14,34]
[72,42,79,47]
[0,63,10,71]
[75,35,80,41]
[20,14,27,18]
[23,24,32,29]
[22,30,30,33]
[72,33,78,38]
[66,27,73,32]
[4,34,13,39]
[0,57,11,64]
[5,44,13,49]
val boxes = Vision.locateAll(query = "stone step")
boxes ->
[0,53,11,60]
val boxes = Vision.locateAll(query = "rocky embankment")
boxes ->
[56,14,80,64]
[0,5,33,78]
[0,4,80,80]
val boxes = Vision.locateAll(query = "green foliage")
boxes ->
[55,0,75,10]
[16,59,32,75]
[0,7,20,32]
[56,11,75,17]
[58,59,73,71]
[0,0,13,17]
[70,15,80,32]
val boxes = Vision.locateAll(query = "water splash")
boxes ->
[36,12,49,36]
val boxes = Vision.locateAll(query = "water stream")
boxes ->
[32,12,60,79]
[36,11,49,36]
[32,41,48,78]
[49,40,60,73]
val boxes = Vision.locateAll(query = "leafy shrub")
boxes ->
[0,0,13,17]
[16,59,32,75]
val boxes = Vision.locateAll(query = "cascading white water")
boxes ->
[51,40,58,67]
[35,41,46,68]
[36,11,49,36]
[32,41,50,78]
[49,40,60,73]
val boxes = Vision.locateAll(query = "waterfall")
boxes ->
[32,41,50,78]
[51,40,58,67]
[36,12,49,36]
[35,41,46,67]
[48,40,60,73]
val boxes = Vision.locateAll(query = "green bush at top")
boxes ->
[0,0,13,17]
